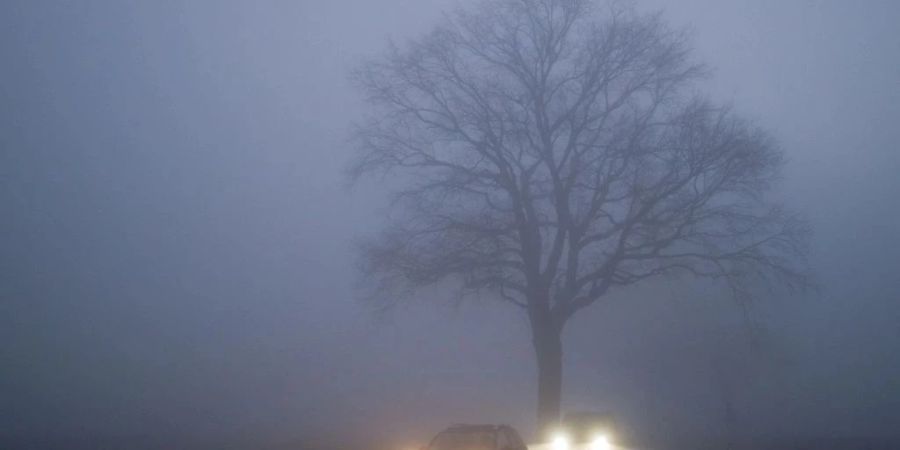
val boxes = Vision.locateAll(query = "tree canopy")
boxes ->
[350,0,810,427]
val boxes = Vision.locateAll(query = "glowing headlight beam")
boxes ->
[590,434,610,450]
[551,434,569,450]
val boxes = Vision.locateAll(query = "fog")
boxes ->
[2,1,899,448]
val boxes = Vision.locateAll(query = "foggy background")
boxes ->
[2,0,899,447]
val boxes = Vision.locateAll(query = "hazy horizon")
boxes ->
[2,1,899,448]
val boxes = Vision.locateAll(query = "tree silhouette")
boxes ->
[350,0,809,430]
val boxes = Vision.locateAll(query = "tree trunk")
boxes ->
[533,320,563,434]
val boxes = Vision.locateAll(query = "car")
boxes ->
[424,424,528,450]
[546,412,616,450]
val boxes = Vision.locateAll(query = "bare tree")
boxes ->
[349,0,809,430]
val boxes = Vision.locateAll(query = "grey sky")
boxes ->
[1,0,899,446]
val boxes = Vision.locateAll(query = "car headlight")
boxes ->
[590,434,610,450]
[551,434,569,450]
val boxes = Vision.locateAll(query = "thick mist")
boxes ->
[2,0,899,448]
